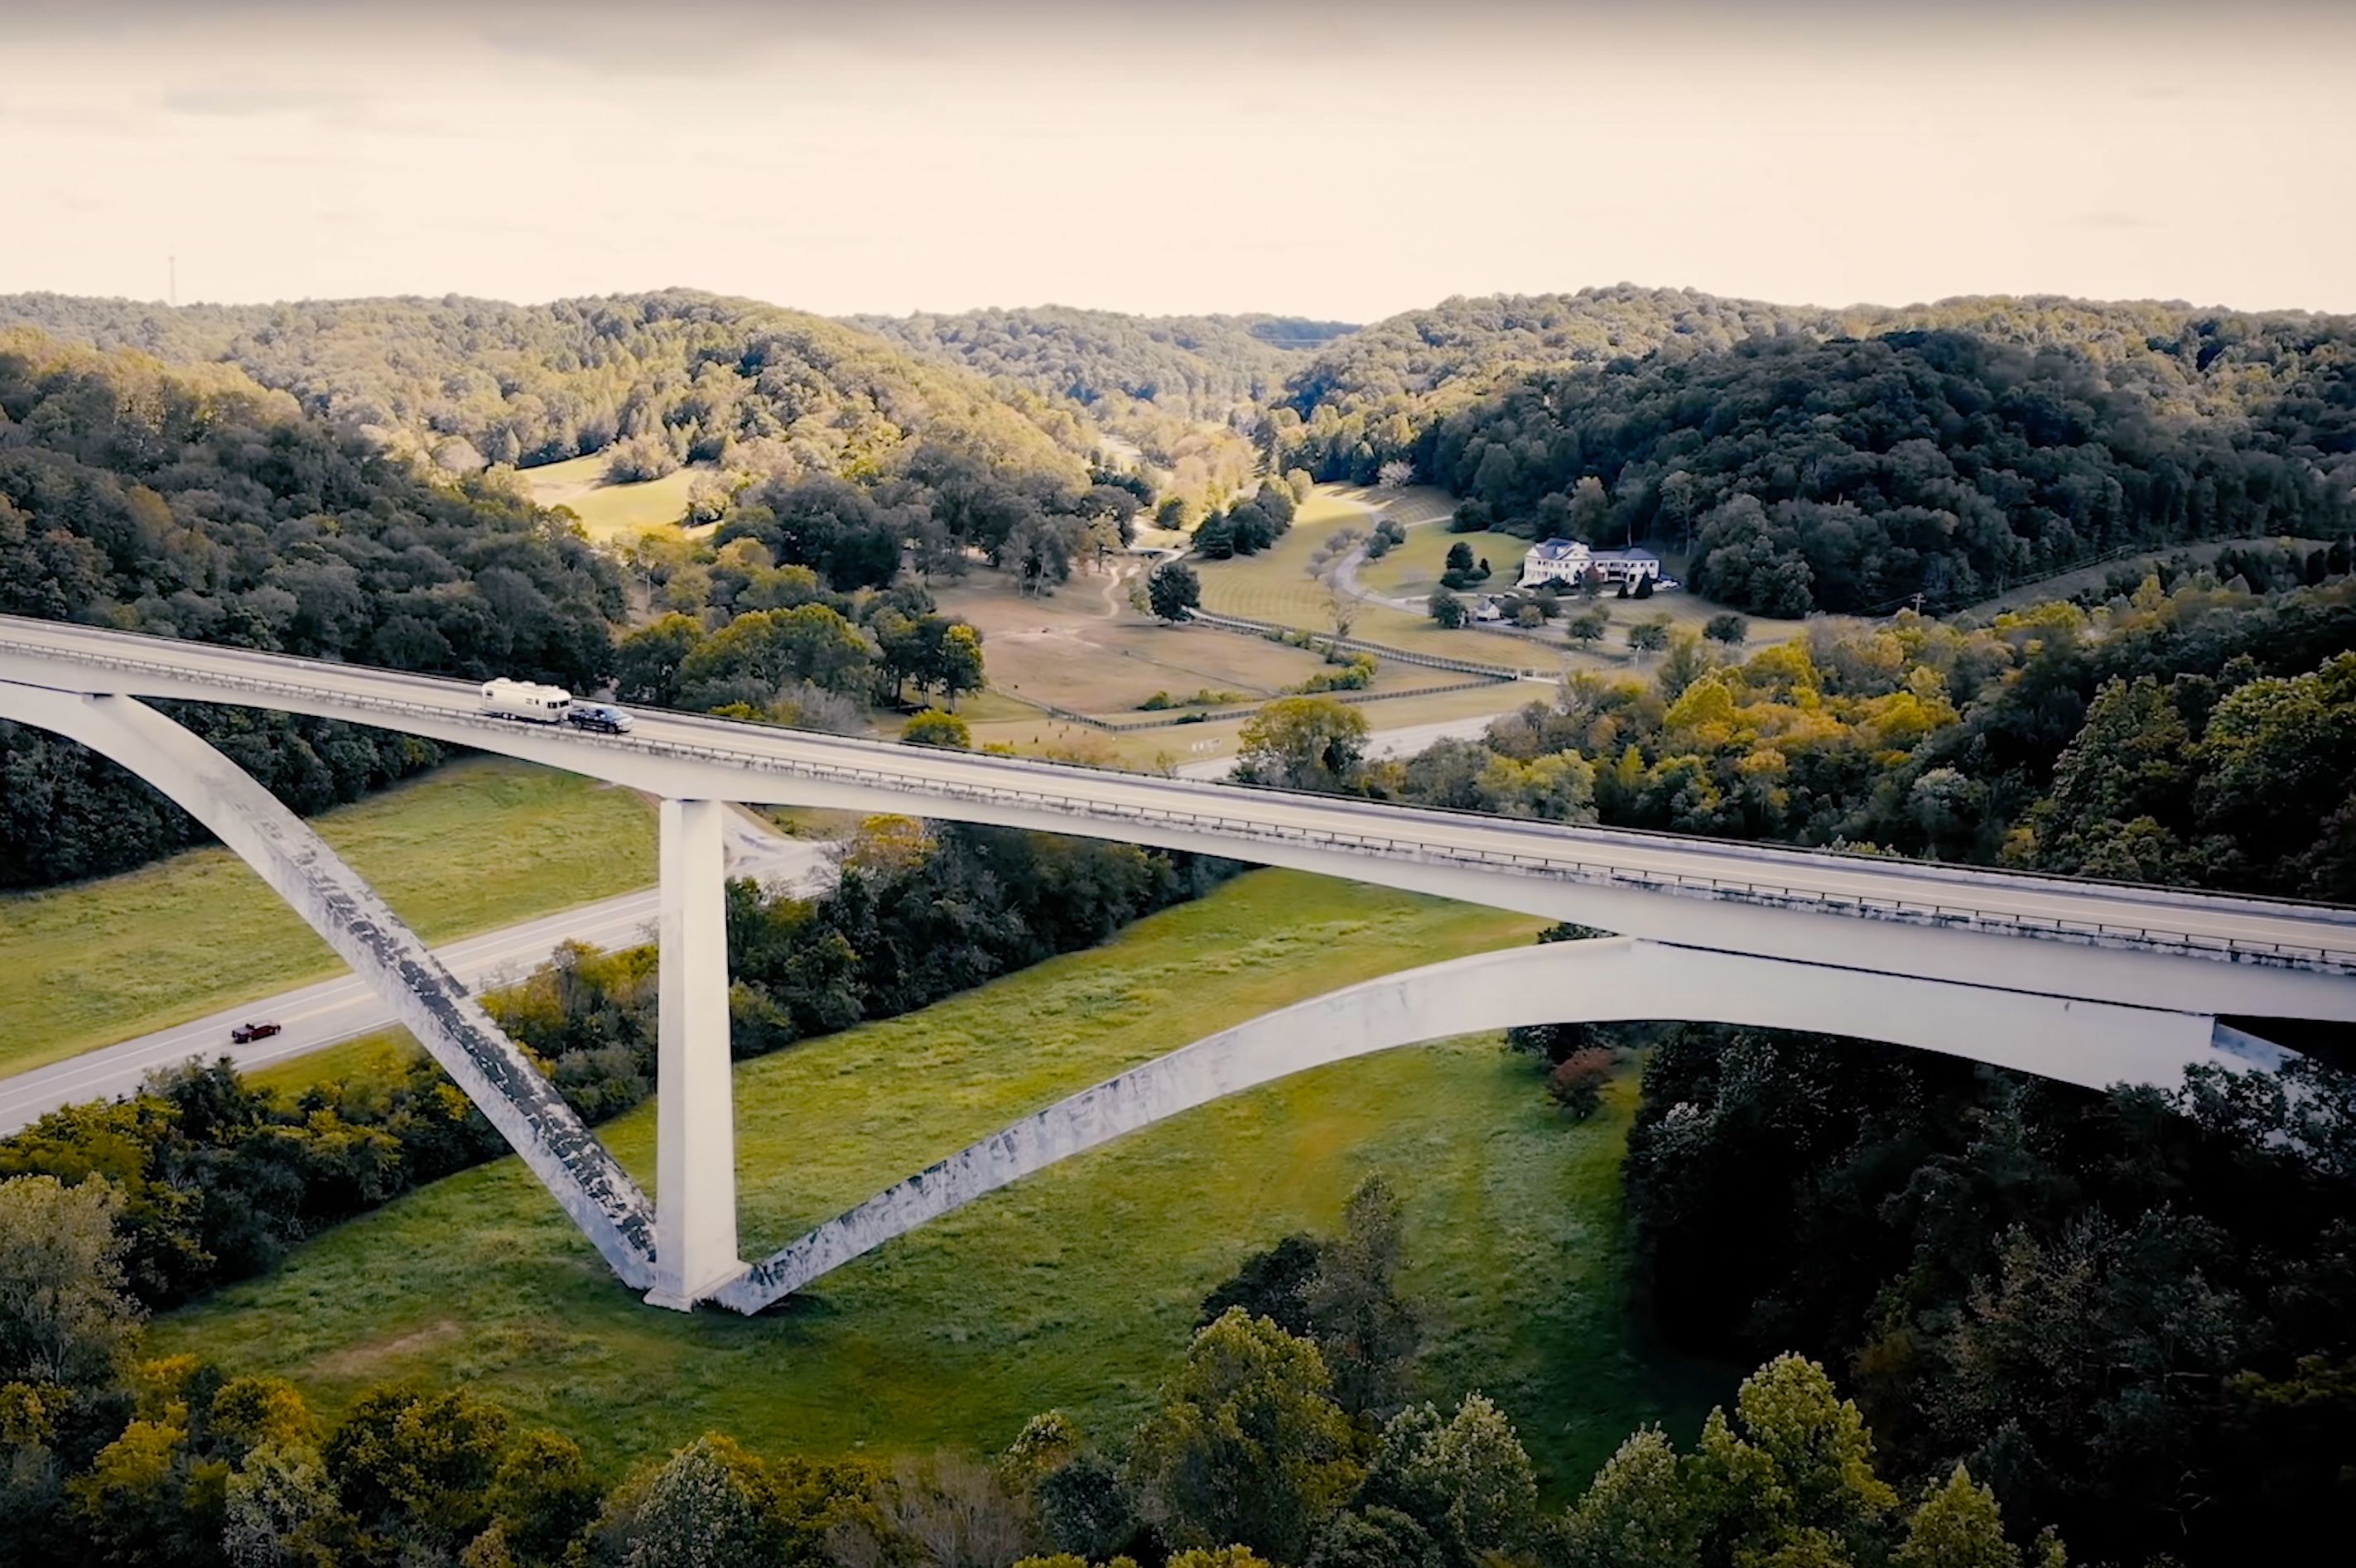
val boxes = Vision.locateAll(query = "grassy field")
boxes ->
[1361,527,1534,601]
[150,871,1727,1492]
[933,567,1454,720]
[1194,492,1539,670]
[965,678,1544,773]
[521,455,713,541]
[0,760,658,1075]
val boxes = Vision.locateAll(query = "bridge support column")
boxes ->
[647,798,745,1310]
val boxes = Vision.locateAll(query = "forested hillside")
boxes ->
[848,305,1347,423]
[0,290,1093,491]
[0,329,628,886]
[1423,329,2354,614]
[1273,285,1838,476]
[851,305,1350,513]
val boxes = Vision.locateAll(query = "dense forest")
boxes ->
[0,290,1095,492]
[1272,288,2355,615]
[1419,329,2354,614]
[0,329,624,885]
[849,305,1348,426]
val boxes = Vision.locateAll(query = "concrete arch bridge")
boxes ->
[2,614,2350,1313]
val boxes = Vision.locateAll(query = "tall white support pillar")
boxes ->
[646,797,745,1310]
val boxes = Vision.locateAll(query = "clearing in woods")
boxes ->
[149,870,1729,1492]
[0,759,658,1075]
[522,455,715,541]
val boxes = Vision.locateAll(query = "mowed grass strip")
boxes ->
[0,758,658,1075]
[147,872,1722,1489]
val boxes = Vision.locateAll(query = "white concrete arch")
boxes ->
[714,936,2268,1312]
[0,684,661,1290]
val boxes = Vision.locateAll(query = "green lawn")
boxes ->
[1194,492,1535,670]
[149,871,1726,1493]
[0,759,658,1075]
[520,455,712,541]
[1361,528,1534,601]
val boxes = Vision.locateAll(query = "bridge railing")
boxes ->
[12,633,2356,974]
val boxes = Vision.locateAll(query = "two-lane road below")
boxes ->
[0,817,835,1134]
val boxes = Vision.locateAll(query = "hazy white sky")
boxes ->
[5,0,2351,320]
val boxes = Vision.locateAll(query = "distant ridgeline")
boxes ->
[1265,286,2356,616]
[0,289,1094,490]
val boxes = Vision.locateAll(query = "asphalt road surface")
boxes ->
[0,816,832,1134]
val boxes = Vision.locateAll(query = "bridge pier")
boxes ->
[647,798,746,1310]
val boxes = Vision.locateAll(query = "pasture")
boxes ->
[149,870,1727,1493]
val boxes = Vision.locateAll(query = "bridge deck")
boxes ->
[6,614,2354,975]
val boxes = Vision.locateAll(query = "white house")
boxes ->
[1518,540,1661,589]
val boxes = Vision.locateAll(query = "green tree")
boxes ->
[224,1441,351,1568]
[1686,1355,1900,1565]
[1149,562,1203,623]
[613,613,705,707]
[903,710,971,750]
[1303,1175,1419,1416]
[1234,698,1369,792]
[1428,590,1467,629]
[1625,618,1670,657]
[0,1175,140,1390]
[1703,612,1749,646]
[1559,1427,1697,1568]
[1445,541,1475,574]
[617,1436,765,1568]
[1655,631,1714,700]
[1125,1310,1361,1562]
[1567,607,1609,648]
[1896,1465,2021,1568]
[324,1382,512,1559]
[486,1428,602,1568]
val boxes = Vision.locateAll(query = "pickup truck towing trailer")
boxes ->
[479,678,572,724]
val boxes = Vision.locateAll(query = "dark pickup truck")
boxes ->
[230,1022,282,1044]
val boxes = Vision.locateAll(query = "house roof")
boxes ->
[1526,540,1588,560]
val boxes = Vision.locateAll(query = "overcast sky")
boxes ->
[5,0,2350,320]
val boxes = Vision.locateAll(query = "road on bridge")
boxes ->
[0,813,833,1134]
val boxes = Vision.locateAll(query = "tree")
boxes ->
[1566,608,1608,649]
[1125,1309,1361,1562]
[1548,1050,1614,1118]
[1149,562,1203,623]
[1445,542,1475,574]
[903,710,971,750]
[1896,1465,2022,1568]
[0,1175,139,1390]
[1303,1175,1419,1416]
[1703,613,1749,646]
[224,1441,351,1568]
[1632,575,1655,599]
[486,1428,603,1568]
[1655,631,1714,700]
[1234,698,1369,792]
[1376,460,1414,490]
[1624,618,1670,657]
[1358,1395,1538,1561]
[933,623,987,709]
[1559,1427,1696,1568]
[618,1436,766,1568]
[324,1382,513,1557]
[1428,590,1467,629]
